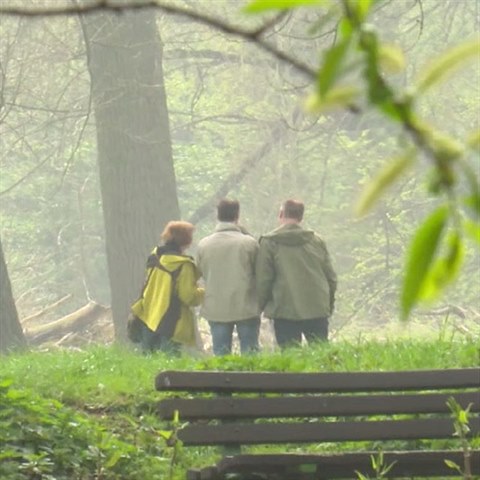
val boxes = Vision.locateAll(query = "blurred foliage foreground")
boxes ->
[246,0,480,319]
[0,335,478,480]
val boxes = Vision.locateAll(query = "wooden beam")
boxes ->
[178,417,480,446]
[159,391,479,420]
[156,368,480,393]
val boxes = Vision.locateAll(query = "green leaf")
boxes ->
[355,471,368,480]
[463,194,480,218]
[355,149,416,216]
[444,459,460,472]
[416,38,480,92]
[244,0,328,13]
[353,0,375,21]
[105,450,123,468]
[0,378,13,389]
[317,38,352,97]
[158,430,173,440]
[428,131,464,163]
[400,206,448,320]
[305,85,359,113]
[338,16,353,38]
[419,232,465,301]
[463,218,480,246]
[458,410,468,424]
[378,44,406,73]
[361,31,398,111]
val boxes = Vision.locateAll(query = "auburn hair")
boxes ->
[161,221,194,248]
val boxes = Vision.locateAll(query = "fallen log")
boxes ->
[22,294,73,326]
[25,301,111,346]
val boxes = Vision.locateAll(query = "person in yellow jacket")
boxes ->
[131,221,204,353]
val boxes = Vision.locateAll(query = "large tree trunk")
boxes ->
[0,235,27,354]
[81,12,180,340]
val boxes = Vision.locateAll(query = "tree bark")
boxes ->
[0,235,27,354]
[81,12,180,340]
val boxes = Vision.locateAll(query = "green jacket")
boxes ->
[256,223,337,320]
[131,251,204,346]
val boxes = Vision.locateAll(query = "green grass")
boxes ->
[0,335,478,479]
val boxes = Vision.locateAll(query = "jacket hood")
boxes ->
[159,253,194,272]
[261,224,314,246]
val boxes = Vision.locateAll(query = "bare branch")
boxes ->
[0,0,158,17]
[188,120,286,225]
[250,10,289,38]
[0,0,317,79]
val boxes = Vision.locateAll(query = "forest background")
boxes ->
[0,0,479,352]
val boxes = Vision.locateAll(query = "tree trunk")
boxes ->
[81,12,180,340]
[0,235,27,354]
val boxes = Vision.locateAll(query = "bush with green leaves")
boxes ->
[0,378,168,480]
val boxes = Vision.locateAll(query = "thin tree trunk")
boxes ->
[81,11,180,340]
[0,235,27,354]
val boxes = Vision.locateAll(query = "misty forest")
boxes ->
[0,1,479,479]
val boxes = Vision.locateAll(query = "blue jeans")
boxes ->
[208,317,260,356]
[273,317,329,349]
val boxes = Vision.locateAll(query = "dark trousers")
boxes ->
[273,317,329,349]
[139,321,180,355]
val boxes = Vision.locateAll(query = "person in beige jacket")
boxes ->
[196,199,259,355]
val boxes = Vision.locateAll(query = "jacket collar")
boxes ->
[215,222,241,232]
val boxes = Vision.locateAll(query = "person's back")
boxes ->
[257,224,333,321]
[256,200,336,348]
[131,221,204,354]
[196,199,259,355]
[197,225,258,322]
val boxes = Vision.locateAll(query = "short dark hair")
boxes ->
[282,199,304,221]
[217,199,240,222]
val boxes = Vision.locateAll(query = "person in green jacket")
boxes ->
[131,221,204,353]
[256,199,337,348]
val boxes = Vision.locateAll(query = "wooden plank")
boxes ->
[211,450,480,479]
[177,417,480,446]
[158,391,479,420]
[155,368,480,393]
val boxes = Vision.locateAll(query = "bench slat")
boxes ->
[155,368,480,393]
[159,391,479,420]
[178,416,480,446]
[210,450,480,479]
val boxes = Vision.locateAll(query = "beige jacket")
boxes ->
[196,223,259,322]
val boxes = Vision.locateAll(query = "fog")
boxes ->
[0,0,479,350]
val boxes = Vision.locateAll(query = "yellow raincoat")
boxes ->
[131,251,204,346]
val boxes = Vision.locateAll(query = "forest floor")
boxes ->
[19,297,480,353]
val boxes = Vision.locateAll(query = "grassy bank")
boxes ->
[1,335,478,479]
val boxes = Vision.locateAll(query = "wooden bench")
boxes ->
[156,368,480,480]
